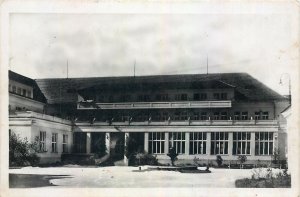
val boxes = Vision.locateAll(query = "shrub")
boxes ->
[134,152,158,166]
[9,133,40,167]
[216,155,223,167]
[238,155,247,168]
[167,147,178,166]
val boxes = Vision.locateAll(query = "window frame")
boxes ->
[255,132,274,155]
[169,132,186,154]
[210,132,229,155]
[62,134,68,153]
[51,133,58,153]
[233,132,251,155]
[39,131,46,152]
[189,132,207,155]
[148,132,165,154]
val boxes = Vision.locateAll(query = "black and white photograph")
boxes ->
[0,1,299,197]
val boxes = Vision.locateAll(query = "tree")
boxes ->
[167,147,178,166]
[9,132,40,167]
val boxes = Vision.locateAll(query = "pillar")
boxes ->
[105,132,110,155]
[124,132,129,165]
[250,132,256,156]
[206,132,211,155]
[86,132,91,154]
[144,132,149,153]
[185,132,190,155]
[165,132,169,154]
[228,132,233,156]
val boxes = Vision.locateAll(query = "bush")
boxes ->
[216,155,223,167]
[238,155,247,168]
[133,152,158,166]
[9,133,40,167]
[235,168,291,188]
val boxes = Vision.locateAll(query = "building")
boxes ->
[9,71,290,165]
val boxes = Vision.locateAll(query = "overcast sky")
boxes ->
[9,11,298,95]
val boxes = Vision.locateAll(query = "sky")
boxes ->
[9,11,298,95]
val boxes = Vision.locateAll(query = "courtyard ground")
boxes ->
[8,165,262,188]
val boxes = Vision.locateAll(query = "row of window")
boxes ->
[9,84,32,98]
[148,132,274,156]
[39,131,68,153]
[95,92,228,102]
[107,111,269,122]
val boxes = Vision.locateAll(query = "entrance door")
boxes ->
[73,132,87,153]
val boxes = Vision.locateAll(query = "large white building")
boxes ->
[9,71,290,166]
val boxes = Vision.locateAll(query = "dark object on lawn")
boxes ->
[216,155,223,167]
[167,147,178,166]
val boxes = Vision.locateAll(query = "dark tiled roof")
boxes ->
[9,70,47,103]
[35,73,287,104]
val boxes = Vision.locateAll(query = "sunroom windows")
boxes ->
[211,132,229,155]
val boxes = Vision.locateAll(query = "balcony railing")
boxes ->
[77,100,232,110]
[74,119,278,126]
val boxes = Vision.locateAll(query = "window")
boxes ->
[233,132,251,155]
[193,93,199,100]
[241,112,248,120]
[12,86,16,93]
[193,112,199,120]
[211,132,229,155]
[138,95,150,102]
[156,94,168,101]
[161,112,168,121]
[175,94,187,101]
[108,95,114,102]
[62,134,68,153]
[169,132,185,154]
[17,87,21,94]
[234,112,240,120]
[201,112,208,120]
[255,132,273,155]
[189,132,207,154]
[22,89,27,96]
[148,132,165,154]
[213,112,220,120]
[174,112,180,120]
[27,90,32,98]
[51,133,58,153]
[200,93,207,100]
[120,95,131,102]
[262,112,269,120]
[220,112,228,120]
[40,131,46,152]
[255,112,261,120]
[221,93,227,100]
[180,111,188,121]
[213,93,220,100]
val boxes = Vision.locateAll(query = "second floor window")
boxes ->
[201,112,208,120]
[255,112,261,120]
[213,93,220,100]
[241,112,248,120]
[138,95,150,102]
[63,134,68,153]
[234,112,240,120]
[156,94,168,101]
[175,94,187,101]
[12,86,16,93]
[221,93,227,100]
[262,112,269,120]
[213,112,220,120]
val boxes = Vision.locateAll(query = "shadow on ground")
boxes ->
[9,174,72,188]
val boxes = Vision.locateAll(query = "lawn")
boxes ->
[9,165,255,188]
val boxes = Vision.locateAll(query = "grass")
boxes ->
[235,168,291,188]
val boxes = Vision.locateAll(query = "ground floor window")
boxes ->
[51,133,58,153]
[169,132,185,154]
[39,131,46,152]
[255,132,273,155]
[189,132,207,154]
[211,132,228,155]
[233,132,251,155]
[148,132,165,154]
[62,134,68,153]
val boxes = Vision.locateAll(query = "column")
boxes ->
[250,132,256,156]
[185,132,190,155]
[228,132,233,156]
[206,132,211,155]
[124,132,129,165]
[165,132,169,154]
[144,132,149,153]
[105,132,110,155]
[86,132,91,154]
